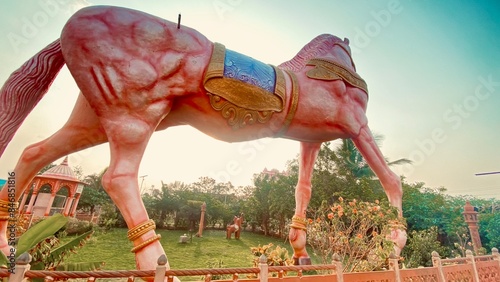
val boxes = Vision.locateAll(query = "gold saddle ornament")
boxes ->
[306,58,368,94]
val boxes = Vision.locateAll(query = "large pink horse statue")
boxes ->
[0,6,406,273]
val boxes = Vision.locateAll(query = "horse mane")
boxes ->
[278,34,344,72]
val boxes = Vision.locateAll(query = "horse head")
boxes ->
[278,34,367,95]
[279,34,354,72]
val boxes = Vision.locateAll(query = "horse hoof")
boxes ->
[293,257,311,265]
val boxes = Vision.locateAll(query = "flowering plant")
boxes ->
[250,243,294,267]
[307,197,405,272]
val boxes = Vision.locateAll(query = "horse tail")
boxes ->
[0,39,65,157]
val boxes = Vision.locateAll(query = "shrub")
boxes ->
[249,243,294,278]
[64,217,93,235]
[98,203,118,230]
[402,226,449,268]
[307,197,404,272]
[250,243,293,267]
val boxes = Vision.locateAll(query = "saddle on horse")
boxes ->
[203,43,288,130]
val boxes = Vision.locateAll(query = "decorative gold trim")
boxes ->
[208,94,273,130]
[127,219,156,241]
[273,65,286,108]
[205,78,282,112]
[131,234,161,253]
[306,58,368,94]
[203,43,225,85]
[277,70,299,136]
[306,66,341,81]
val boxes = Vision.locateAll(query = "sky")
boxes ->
[0,0,499,199]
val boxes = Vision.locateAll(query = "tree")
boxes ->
[402,182,449,232]
[190,177,239,227]
[268,172,296,238]
[484,213,500,249]
[249,174,273,235]
[336,137,411,179]
[143,181,185,228]
[178,200,204,231]
[332,138,410,202]
[306,138,411,211]
[78,169,111,214]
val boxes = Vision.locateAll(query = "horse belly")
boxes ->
[158,95,283,143]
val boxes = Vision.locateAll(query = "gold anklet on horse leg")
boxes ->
[127,219,156,241]
[290,215,308,231]
[291,215,307,225]
[0,199,17,213]
[388,220,407,230]
[131,234,162,253]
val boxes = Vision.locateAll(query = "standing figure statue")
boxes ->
[226,214,244,239]
[0,5,407,275]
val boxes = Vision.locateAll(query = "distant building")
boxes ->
[259,167,289,179]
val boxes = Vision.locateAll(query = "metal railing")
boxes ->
[2,248,499,282]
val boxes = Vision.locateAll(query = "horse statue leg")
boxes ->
[96,102,173,271]
[351,126,407,255]
[58,5,210,272]
[235,222,241,239]
[103,130,166,271]
[289,142,322,265]
[0,93,106,254]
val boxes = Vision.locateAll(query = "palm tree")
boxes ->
[309,135,411,205]
[335,135,411,179]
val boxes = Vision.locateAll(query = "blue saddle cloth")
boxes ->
[223,49,276,93]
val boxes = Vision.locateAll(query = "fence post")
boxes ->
[388,253,401,282]
[258,255,268,282]
[466,250,480,282]
[9,252,31,282]
[431,251,446,282]
[332,254,343,282]
[493,248,499,268]
[154,254,168,282]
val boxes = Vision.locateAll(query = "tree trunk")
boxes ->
[262,218,269,236]
[158,210,166,228]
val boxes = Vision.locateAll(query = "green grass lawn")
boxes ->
[64,229,319,275]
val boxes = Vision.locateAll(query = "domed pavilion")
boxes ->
[19,157,86,217]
